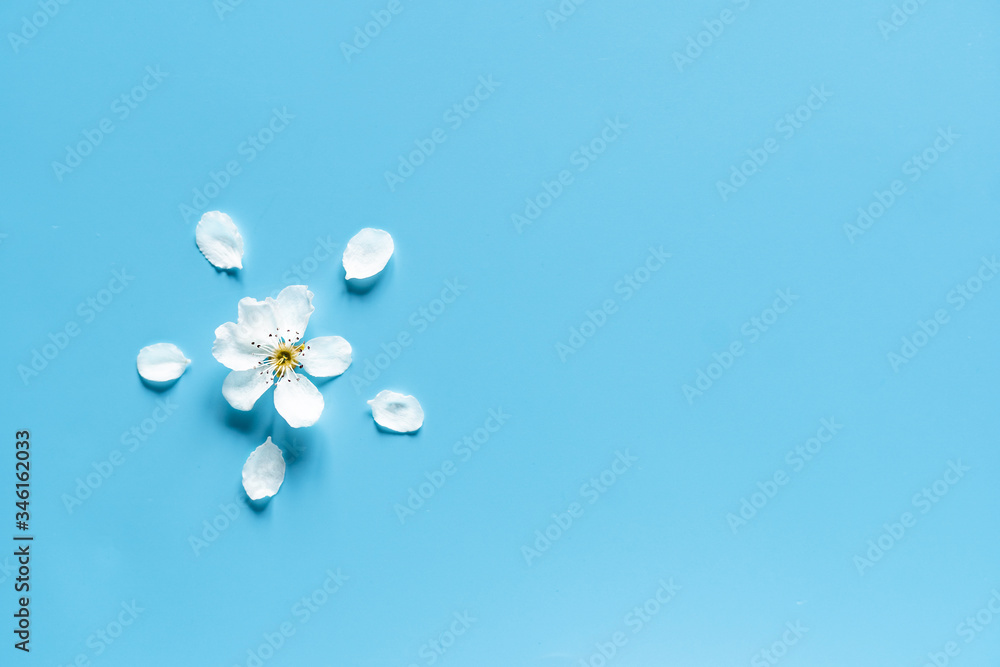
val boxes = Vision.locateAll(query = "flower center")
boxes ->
[262,340,303,380]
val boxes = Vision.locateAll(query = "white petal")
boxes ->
[273,372,324,428]
[368,390,424,433]
[196,211,244,270]
[212,322,266,371]
[136,343,190,382]
[272,285,314,341]
[242,437,285,500]
[299,336,352,378]
[236,297,279,341]
[222,367,273,411]
[343,228,394,279]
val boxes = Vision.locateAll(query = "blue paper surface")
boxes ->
[1,1,998,665]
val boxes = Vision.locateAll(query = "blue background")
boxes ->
[1,0,999,665]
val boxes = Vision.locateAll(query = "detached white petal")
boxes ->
[299,336,352,377]
[136,343,190,382]
[343,228,393,279]
[196,211,244,270]
[242,437,285,500]
[272,285,314,340]
[273,372,324,428]
[368,390,424,433]
[222,368,273,411]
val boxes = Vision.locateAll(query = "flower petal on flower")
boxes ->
[343,228,393,279]
[368,390,424,433]
[222,367,273,411]
[136,343,190,382]
[236,297,279,342]
[242,437,285,500]
[196,211,244,270]
[273,372,324,428]
[272,285,314,341]
[212,322,267,371]
[299,336,352,378]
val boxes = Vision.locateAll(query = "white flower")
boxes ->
[212,285,352,427]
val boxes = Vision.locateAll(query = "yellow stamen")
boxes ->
[264,341,304,379]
